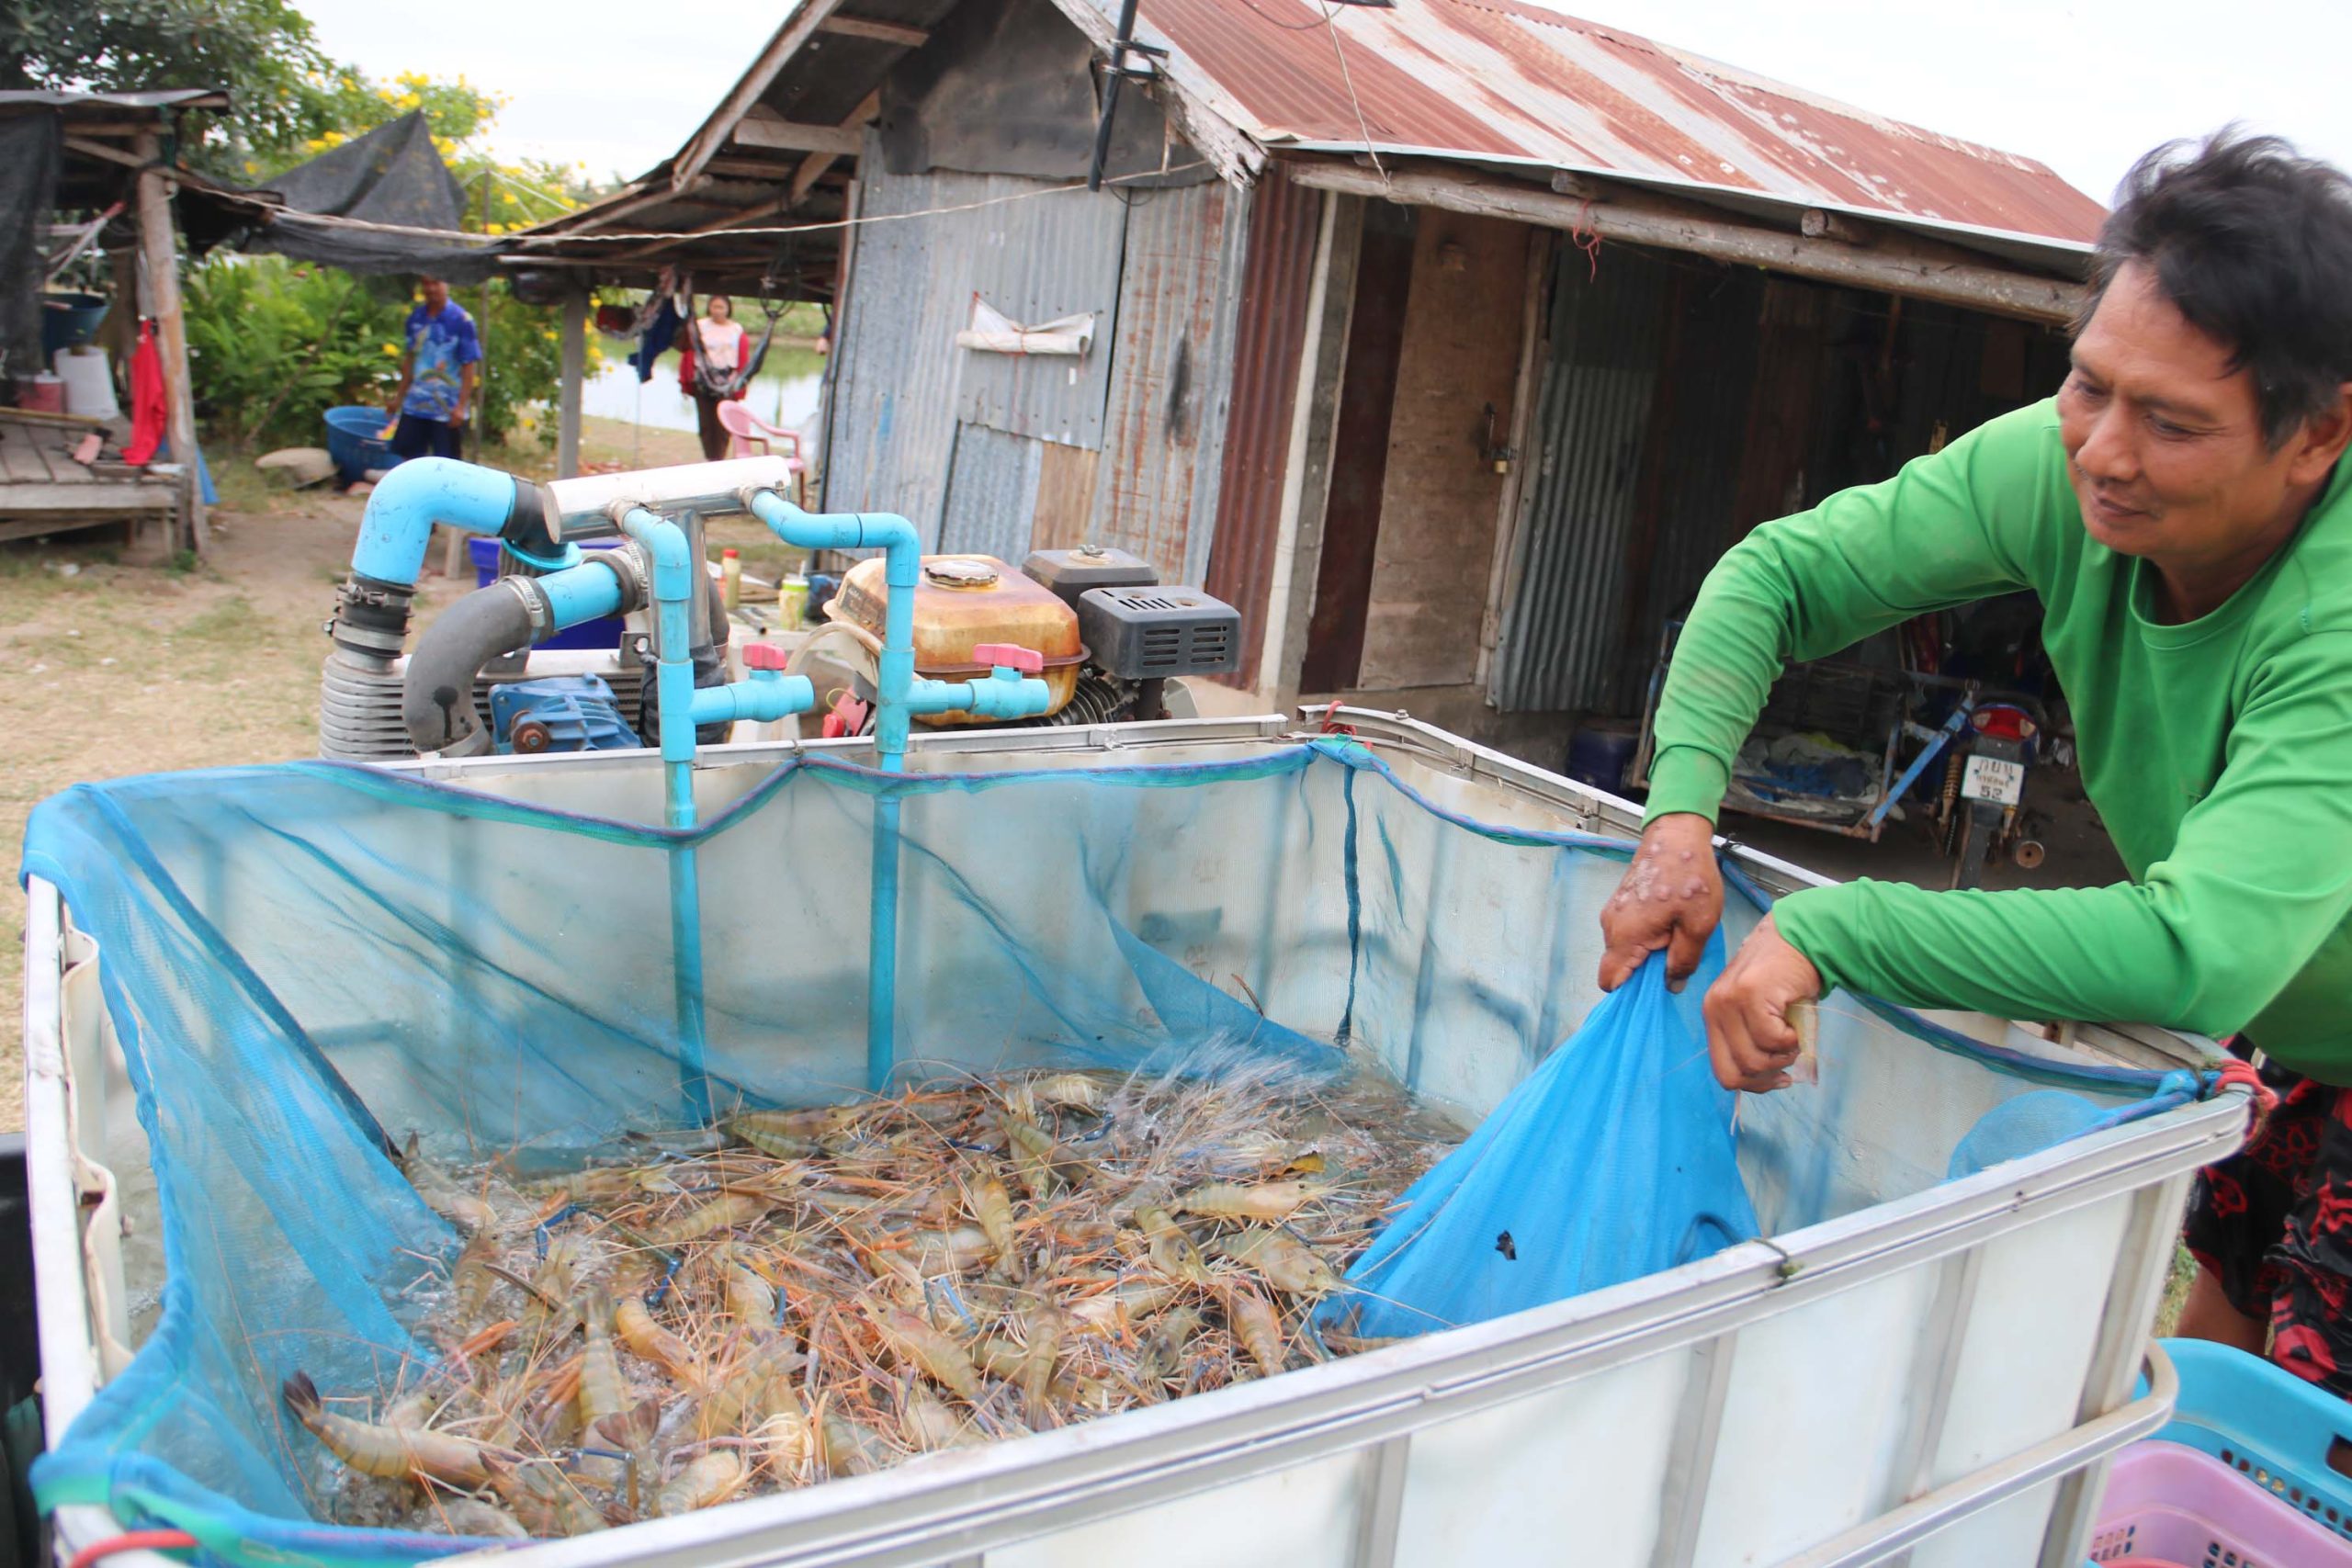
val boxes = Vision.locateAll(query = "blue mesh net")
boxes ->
[18,738,2193,1566]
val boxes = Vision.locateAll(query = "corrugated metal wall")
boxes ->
[938,422,1043,562]
[825,149,1016,539]
[828,137,1250,586]
[1489,245,1669,712]
[1204,165,1321,690]
[953,192,1126,448]
[1087,178,1245,585]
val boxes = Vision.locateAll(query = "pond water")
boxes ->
[584,345,827,440]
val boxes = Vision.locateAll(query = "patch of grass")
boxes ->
[165,548,200,577]
[179,596,270,649]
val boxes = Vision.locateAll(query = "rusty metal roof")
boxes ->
[1125,0,2105,250]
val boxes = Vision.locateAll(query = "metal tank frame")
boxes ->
[23,707,2239,1568]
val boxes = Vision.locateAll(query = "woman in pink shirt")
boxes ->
[688,295,748,460]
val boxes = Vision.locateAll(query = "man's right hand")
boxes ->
[1597,811,1723,994]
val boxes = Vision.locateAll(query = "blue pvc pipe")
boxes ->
[687,671,817,728]
[616,506,710,1123]
[534,558,627,631]
[615,508,700,817]
[741,487,1053,1089]
[349,457,526,585]
[904,671,1054,719]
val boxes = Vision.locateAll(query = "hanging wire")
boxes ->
[253,160,1215,248]
[1318,0,1391,193]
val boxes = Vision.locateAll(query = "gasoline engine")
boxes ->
[794,545,1241,735]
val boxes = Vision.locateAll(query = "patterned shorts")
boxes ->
[2184,1054,2352,1394]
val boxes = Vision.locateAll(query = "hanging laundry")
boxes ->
[122,319,166,465]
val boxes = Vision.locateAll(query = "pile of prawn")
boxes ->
[287,1061,1454,1540]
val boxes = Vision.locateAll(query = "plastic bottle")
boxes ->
[778,572,808,627]
[720,547,742,612]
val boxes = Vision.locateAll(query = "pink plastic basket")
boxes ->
[2088,1440,2352,1567]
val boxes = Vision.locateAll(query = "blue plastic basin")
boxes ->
[40,291,108,361]
[323,406,399,486]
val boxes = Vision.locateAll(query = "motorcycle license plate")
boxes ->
[1960,755,2024,806]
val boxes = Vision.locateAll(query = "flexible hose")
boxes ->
[401,583,535,756]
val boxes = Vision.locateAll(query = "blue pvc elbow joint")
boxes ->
[349,457,534,586]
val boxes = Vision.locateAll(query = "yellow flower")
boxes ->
[397,93,421,111]
[484,222,505,235]
[322,130,346,147]
[543,328,558,341]
[243,160,257,175]
[381,343,400,355]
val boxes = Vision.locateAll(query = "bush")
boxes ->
[183,257,409,450]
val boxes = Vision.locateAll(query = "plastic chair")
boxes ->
[718,400,807,502]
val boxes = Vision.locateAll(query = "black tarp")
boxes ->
[0,113,62,381]
[192,112,507,283]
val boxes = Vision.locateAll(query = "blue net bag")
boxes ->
[1329,932,1756,1338]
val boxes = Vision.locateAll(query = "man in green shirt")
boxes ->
[1597,132,2352,1391]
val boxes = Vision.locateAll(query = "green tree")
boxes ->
[0,0,333,175]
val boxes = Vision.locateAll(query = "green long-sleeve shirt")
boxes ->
[1646,398,2352,1081]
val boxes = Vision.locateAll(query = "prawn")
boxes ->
[966,1172,1023,1280]
[1208,1228,1344,1298]
[1227,1287,1287,1378]
[615,1292,707,1392]
[1133,1205,1215,1285]
[282,1372,494,1488]
[1175,1180,1331,1224]
[438,1499,530,1540]
[592,1397,662,1517]
[1002,1113,1059,1201]
[647,1189,775,1249]
[871,1308,989,1407]
[657,1450,747,1517]
[484,1455,608,1539]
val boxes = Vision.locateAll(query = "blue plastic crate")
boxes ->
[2154,1337,2352,1544]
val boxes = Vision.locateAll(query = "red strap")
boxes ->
[2211,1056,2279,1117]
[68,1530,198,1568]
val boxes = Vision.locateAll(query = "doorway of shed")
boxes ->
[1298,203,1527,694]
[1484,240,2072,745]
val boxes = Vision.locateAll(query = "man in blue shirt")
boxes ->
[380,275,482,459]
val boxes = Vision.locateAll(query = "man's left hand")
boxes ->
[450,407,470,428]
[1702,915,1822,1093]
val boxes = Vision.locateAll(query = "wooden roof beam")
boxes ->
[731,107,865,158]
[818,15,930,47]
[674,0,849,190]
[786,89,880,210]
[1292,161,2085,324]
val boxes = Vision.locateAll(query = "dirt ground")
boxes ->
[0,418,729,1133]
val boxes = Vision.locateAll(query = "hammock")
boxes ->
[689,296,780,401]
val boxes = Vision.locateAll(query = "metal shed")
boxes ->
[526,0,2108,733]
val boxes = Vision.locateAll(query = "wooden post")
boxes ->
[558,288,586,479]
[134,129,205,553]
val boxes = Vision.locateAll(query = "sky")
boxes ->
[293,0,2352,207]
